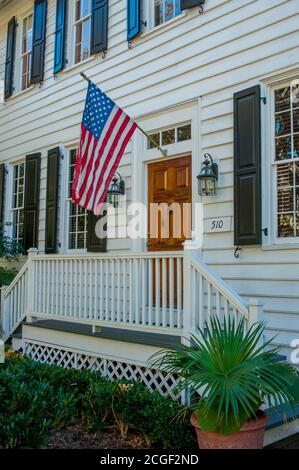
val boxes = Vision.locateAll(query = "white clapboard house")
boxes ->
[0,0,299,442]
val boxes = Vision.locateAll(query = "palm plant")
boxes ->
[150,317,297,435]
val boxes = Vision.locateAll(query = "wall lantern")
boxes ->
[197,153,218,196]
[107,173,125,208]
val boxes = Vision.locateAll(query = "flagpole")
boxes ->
[80,72,168,158]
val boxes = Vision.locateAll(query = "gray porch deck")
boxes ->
[20,319,185,350]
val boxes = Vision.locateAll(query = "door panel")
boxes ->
[148,155,192,251]
[148,156,192,307]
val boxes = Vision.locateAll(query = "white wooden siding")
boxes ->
[1,0,299,359]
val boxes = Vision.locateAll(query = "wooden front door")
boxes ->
[148,156,192,308]
[148,155,192,251]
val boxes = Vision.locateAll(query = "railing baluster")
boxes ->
[117,259,121,323]
[129,259,133,324]
[122,259,126,324]
[148,258,153,327]
[99,260,104,321]
[141,258,146,326]
[155,258,160,327]
[162,258,167,328]
[169,258,174,329]
[177,258,182,329]
[94,259,98,321]
[105,260,109,321]
[111,260,115,321]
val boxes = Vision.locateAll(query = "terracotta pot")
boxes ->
[190,411,267,449]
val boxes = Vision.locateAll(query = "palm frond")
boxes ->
[149,316,297,435]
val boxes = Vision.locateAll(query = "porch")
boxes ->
[1,248,261,344]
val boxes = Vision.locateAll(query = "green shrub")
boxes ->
[0,266,18,286]
[0,363,77,448]
[0,352,196,449]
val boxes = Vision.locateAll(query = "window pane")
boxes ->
[162,128,175,145]
[277,188,293,213]
[177,124,191,142]
[294,134,299,159]
[148,133,160,149]
[278,213,294,237]
[292,83,299,109]
[275,136,292,161]
[275,87,290,112]
[275,112,291,136]
[164,0,174,21]
[76,0,91,21]
[277,164,293,187]
[293,109,299,133]
[82,19,91,61]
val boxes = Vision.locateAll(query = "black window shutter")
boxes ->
[180,0,205,10]
[4,17,16,99]
[127,0,140,41]
[91,0,108,54]
[53,0,67,74]
[234,85,261,246]
[31,0,47,84]
[24,153,41,251]
[0,164,5,225]
[87,210,107,252]
[45,147,59,254]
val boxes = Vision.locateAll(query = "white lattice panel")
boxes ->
[23,341,181,401]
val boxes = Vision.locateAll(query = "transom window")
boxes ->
[68,149,88,249]
[74,0,91,64]
[21,13,33,91]
[148,123,191,149]
[154,0,181,27]
[274,81,299,238]
[11,162,25,245]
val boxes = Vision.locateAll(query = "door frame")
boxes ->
[131,99,201,252]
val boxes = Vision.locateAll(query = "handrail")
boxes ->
[32,251,185,261]
[190,252,249,320]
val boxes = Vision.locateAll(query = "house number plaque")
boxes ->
[204,216,232,233]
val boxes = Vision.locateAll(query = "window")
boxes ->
[20,13,33,90]
[154,0,181,27]
[74,0,91,64]
[274,81,299,238]
[11,162,25,245]
[148,123,191,149]
[67,149,88,249]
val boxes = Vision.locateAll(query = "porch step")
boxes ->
[21,320,185,351]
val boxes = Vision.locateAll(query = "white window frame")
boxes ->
[144,0,183,32]
[14,9,34,95]
[10,160,25,246]
[62,147,88,253]
[67,0,92,67]
[262,70,299,247]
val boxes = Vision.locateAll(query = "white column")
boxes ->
[182,241,202,346]
[248,298,264,349]
[27,248,38,323]
[0,286,8,340]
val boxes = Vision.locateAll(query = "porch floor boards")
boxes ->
[21,320,185,350]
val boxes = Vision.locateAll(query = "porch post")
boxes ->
[0,286,8,340]
[248,298,264,349]
[27,248,38,323]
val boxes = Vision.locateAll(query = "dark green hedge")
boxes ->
[0,352,196,449]
[0,266,18,287]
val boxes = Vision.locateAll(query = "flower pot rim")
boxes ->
[190,409,268,435]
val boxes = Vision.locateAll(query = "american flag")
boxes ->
[72,81,137,215]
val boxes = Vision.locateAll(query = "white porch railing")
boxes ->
[1,248,263,342]
[1,261,29,341]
